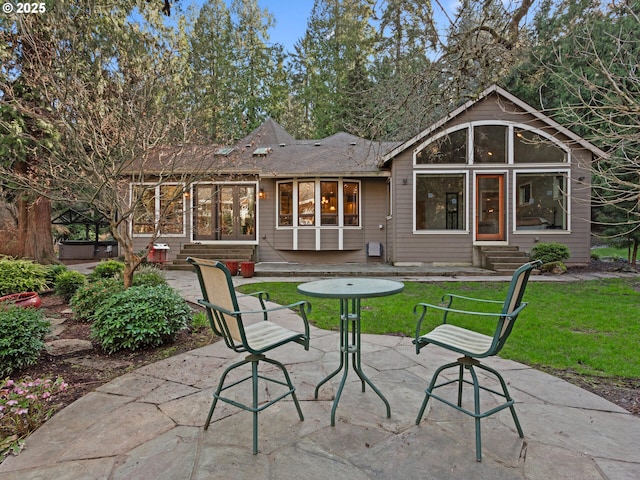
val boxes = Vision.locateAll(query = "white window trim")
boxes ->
[413,122,571,167]
[276,178,362,230]
[511,169,571,234]
[413,170,470,234]
[130,182,186,237]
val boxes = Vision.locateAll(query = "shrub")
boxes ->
[0,258,49,296]
[44,264,68,289]
[54,270,87,302]
[540,260,567,274]
[0,376,67,461]
[91,285,190,353]
[0,306,50,377]
[131,264,167,287]
[90,260,125,280]
[530,242,570,264]
[70,278,124,321]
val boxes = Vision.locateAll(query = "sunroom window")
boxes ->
[278,180,360,227]
[298,181,315,226]
[132,184,184,235]
[514,128,567,163]
[415,174,466,230]
[416,129,467,164]
[473,125,507,163]
[515,173,567,230]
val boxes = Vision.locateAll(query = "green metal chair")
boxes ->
[187,257,311,454]
[413,260,542,461]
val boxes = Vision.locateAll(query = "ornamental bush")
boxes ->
[70,278,124,321]
[44,264,68,289]
[131,264,167,287]
[530,242,570,265]
[0,258,49,296]
[0,306,50,377]
[91,285,190,353]
[90,260,125,280]
[54,270,87,302]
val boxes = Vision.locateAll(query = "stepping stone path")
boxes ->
[44,309,95,356]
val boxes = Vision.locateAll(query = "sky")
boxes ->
[183,0,461,53]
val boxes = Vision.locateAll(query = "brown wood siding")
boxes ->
[320,229,339,249]
[360,179,388,261]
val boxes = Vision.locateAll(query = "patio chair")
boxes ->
[187,257,311,454]
[413,260,542,461]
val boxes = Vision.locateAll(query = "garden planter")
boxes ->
[240,261,255,278]
[0,292,42,309]
[225,260,239,276]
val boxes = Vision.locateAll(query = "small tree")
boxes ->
[0,1,210,287]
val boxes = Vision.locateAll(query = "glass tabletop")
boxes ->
[297,278,404,299]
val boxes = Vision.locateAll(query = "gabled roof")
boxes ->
[380,84,607,166]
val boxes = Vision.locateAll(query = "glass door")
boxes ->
[194,184,215,241]
[476,175,504,241]
[193,184,256,241]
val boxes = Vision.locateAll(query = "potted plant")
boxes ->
[240,261,255,278]
[225,260,239,276]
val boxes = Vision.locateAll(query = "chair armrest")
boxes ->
[198,299,312,340]
[445,293,504,306]
[413,301,528,353]
[237,290,270,320]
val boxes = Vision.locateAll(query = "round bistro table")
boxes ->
[297,278,405,426]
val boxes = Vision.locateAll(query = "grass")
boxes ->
[238,278,640,379]
[591,245,639,262]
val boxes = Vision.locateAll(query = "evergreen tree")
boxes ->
[289,0,377,138]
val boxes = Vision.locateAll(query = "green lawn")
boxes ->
[237,278,640,378]
[591,245,639,262]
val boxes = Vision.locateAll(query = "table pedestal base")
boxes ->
[314,298,391,426]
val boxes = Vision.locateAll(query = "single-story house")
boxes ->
[131,85,605,269]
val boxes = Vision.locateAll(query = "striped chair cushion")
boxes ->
[421,324,493,356]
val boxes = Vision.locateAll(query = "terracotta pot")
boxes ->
[225,261,239,276]
[240,261,255,278]
[0,292,42,309]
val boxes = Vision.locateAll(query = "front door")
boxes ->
[193,184,256,241]
[476,174,504,241]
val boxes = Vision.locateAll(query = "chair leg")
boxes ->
[252,358,259,455]
[416,358,523,462]
[467,364,483,462]
[204,354,304,455]
[262,357,304,421]
[205,357,252,430]
[476,363,524,438]
[415,361,458,424]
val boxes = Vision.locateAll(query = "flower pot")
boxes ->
[240,261,255,278]
[0,292,42,309]
[225,260,239,276]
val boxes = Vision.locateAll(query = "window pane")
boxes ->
[133,186,155,234]
[416,129,467,164]
[320,181,338,225]
[278,182,293,226]
[416,174,465,230]
[474,125,506,163]
[514,128,567,163]
[515,173,567,230]
[159,185,184,234]
[343,182,359,226]
[298,181,315,226]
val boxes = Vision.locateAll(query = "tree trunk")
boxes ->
[17,195,56,264]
